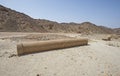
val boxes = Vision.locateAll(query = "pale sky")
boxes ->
[0,0,120,28]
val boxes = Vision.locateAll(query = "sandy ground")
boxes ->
[0,32,120,76]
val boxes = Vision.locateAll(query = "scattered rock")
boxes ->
[36,74,40,76]
[9,54,17,58]
[107,42,120,47]
[44,67,47,69]
[54,73,57,76]
[101,71,104,73]
[102,36,112,41]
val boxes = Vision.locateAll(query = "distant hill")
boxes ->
[113,28,120,34]
[0,5,119,34]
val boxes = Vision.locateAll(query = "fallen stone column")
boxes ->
[17,38,88,55]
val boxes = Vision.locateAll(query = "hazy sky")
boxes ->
[0,0,120,28]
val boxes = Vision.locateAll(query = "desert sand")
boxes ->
[0,32,120,76]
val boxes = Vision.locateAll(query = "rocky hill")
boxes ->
[0,5,46,32]
[113,28,120,34]
[0,5,119,34]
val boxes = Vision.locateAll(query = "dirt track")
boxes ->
[0,32,120,76]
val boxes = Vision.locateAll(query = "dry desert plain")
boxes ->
[0,32,120,76]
